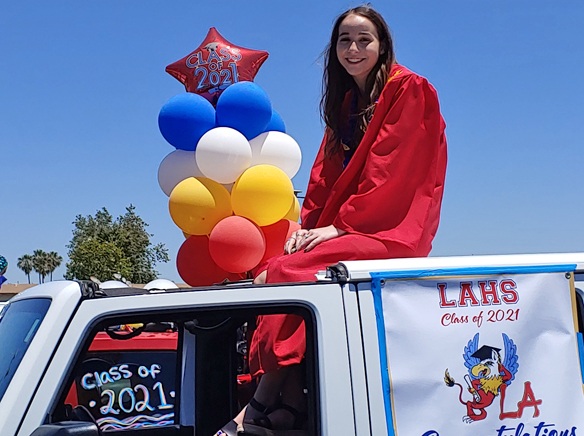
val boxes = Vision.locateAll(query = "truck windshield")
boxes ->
[0,298,51,401]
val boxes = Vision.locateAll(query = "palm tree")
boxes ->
[47,251,63,281]
[17,254,34,284]
[32,250,50,283]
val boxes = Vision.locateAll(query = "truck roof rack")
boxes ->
[81,279,258,299]
[326,252,584,282]
[76,280,104,299]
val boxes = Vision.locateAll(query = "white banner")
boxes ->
[377,270,584,436]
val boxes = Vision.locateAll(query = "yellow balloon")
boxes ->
[169,177,232,235]
[284,195,301,222]
[231,165,294,226]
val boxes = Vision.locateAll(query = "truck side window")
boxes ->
[187,306,317,435]
[50,305,316,435]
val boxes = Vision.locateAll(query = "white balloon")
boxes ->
[158,150,204,196]
[249,131,302,178]
[144,279,179,290]
[100,280,129,289]
[196,127,252,184]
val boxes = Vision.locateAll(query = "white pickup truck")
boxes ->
[1,253,583,436]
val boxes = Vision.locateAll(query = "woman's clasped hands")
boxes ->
[284,225,347,254]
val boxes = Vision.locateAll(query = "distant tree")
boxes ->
[47,251,63,281]
[17,254,34,284]
[66,239,133,282]
[32,249,50,283]
[65,205,169,283]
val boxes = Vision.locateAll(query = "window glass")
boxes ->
[0,298,51,401]
[66,326,179,432]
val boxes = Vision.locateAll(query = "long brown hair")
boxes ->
[320,5,395,156]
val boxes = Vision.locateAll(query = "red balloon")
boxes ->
[176,235,241,286]
[209,216,266,273]
[260,219,301,264]
[166,27,269,105]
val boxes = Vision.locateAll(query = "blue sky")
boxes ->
[2,1,584,284]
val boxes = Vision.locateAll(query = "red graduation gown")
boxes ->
[249,64,447,376]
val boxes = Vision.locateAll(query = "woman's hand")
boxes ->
[284,225,346,254]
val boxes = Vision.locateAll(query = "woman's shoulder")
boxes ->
[373,64,441,115]
[379,63,439,102]
[387,63,432,87]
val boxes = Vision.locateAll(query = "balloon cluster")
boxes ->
[0,256,6,276]
[158,29,301,286]
[0,255,7,289]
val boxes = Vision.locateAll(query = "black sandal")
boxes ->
[238,424,307,436]
[244,398,275,429]
[273,404,307,430]
[238,400,307,436]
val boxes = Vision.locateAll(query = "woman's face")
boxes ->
[336,14,381,92]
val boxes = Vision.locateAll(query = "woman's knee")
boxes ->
[254,270,267,284]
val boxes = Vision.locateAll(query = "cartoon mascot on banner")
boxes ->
[444,333,519,423]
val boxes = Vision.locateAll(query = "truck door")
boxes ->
[19,282,357,436]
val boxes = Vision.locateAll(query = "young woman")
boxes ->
[216,4,447,435]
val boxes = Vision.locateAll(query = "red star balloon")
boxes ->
[166,27,269,105]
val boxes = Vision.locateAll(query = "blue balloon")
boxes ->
[158,93,216,151]
[215,82,272,140]
[264,110,286,133]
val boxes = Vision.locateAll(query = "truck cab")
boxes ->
[0,277,369,435]
[1,253,583,436]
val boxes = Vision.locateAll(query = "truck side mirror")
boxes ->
[29,421,99,436]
